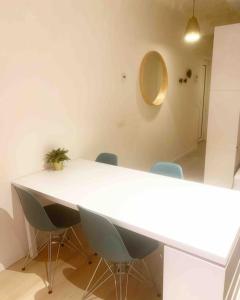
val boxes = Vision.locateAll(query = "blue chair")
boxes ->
[15,186,90,294]
[95,153,118,166]
[77,206,160,299]
[150,162,184,179]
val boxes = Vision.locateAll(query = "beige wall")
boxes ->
[0,0,204,270]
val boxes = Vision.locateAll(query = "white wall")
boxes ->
[204,24,240,188]
[0,0,204,270]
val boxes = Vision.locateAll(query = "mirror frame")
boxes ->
[140,51,168,106]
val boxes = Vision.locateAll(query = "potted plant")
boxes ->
[46,148,70,171]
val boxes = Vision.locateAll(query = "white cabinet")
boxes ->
[163,247,225,300]
[204,24,240,188]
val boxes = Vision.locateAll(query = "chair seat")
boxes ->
[44,203,80,229]
[116,226,159,259]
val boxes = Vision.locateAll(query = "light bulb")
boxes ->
[184,16,201,43]
[185,32,201,43]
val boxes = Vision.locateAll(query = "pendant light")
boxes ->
[184,0,201,43]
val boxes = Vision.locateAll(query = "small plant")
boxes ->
[46,148,70,170]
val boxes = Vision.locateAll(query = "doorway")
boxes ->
[198,64,210,142]
[197,63,211,142]
[176,63,211,183]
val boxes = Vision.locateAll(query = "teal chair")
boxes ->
[150,162,184,179]
[77,206,160,300]
[15,186,90,294]
[96,153,118,166]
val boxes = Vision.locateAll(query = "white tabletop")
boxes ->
[13,159,240,266]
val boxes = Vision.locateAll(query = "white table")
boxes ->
[12,159,240,300]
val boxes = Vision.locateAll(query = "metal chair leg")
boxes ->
[84,272,113,299]
[47,232,53,294]
[47,230,68,294]
[82,259,158,300]
[129,260,150,284]
[37,240,49,256]
[49,235,63,290]
[24,228,83,295]
[60,228,83,252]
[60,228,69,246]
[125,264,131,300]
[82,258,102,299]
[119,268,123,300]
[83,259,119,300]
[113,273,119,300]
[70,226,92,264]
[113,263,128,300]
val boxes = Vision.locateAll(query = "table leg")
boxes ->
[25,218,38,258]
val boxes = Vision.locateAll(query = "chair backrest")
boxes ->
[150,162,184,179]
[77,206,132,263]
[14,186,56,231]
[96,153,118,166]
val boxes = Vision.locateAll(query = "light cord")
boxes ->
[193,0,196,16]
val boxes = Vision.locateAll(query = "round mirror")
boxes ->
[140,51,168,106]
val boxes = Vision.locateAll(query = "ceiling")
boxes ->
[160,0,240,35]
[159,0,240,56]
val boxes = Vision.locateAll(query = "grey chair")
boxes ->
[15,186,90,294]
[95,152,118,166]
[150,162,184,179]
[77,206,160,300]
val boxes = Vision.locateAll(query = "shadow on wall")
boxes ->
[0,208,26,269]
[0,186,28,269]
[136,77,161,121]
[11,185,28,253]
[0,209,15,268]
